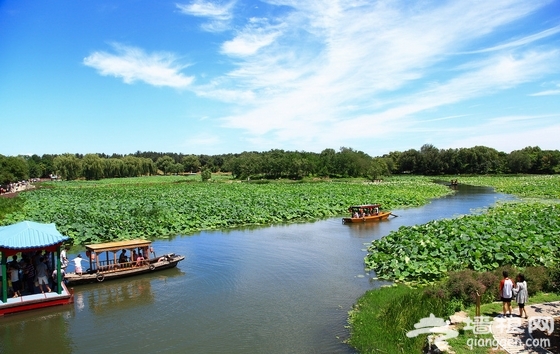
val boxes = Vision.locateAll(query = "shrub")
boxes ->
[523,266,549,296]
[475,271,500,303]
[445,270,487,307]
[546,265,560,293]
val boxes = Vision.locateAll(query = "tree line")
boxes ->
[1,145,559,184]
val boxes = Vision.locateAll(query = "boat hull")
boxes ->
[0,282,74,316]
[65,254,185,286]
[342,211,392,223]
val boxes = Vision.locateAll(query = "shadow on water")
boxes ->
[0,184,515,354]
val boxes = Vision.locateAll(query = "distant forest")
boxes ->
[1,145,559,184]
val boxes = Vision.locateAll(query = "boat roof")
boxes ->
[0,221,69,256]
[348,204,381,209]
[86,239,152,253]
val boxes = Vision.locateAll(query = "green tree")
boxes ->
[0,155,30,184]
[156,156,175,175]
[367,158,389,181]
[104,158,124,178]
[53,154,82,180]
[397,149,420,174]
[508,150,532,173]
[419,144,442,175]
[82,154,105,180]
[318,148,336,177]
[182,155,201,173]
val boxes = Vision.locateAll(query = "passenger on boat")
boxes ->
[36,257,52,293]
[73,254,84,276]
[51,267,67,292]
[136,253,145,267]
[8,264,21,298]
[23,260,35,294]
[60,246,69,269]
[119,250,128,264]
[142,247,150,260]
[352,211,359,218]
[374,207,379,215]
[132,250,138,262]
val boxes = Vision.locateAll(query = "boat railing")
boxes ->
[90,258,150,273]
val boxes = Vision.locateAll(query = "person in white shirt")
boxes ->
[499,271,514,317]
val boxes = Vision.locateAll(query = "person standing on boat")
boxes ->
[8,263,21,298]
[36,257,52,293]
[60,246,69,269]
[73,254,84,276]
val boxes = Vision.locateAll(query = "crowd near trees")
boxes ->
[1,145,559,184]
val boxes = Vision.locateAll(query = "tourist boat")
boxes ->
[64,239,185,285]
[342,204,394,224]
[0,221,74,316]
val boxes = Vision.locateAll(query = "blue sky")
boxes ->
[1,0,560,157]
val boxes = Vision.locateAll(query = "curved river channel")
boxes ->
[0,184,514,354]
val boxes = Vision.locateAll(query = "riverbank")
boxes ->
[348,175,560,353]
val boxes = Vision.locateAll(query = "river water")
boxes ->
[0,184,514,354]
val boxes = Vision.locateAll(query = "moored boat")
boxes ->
[0,221,74,316]
[64,239,185,285]
[342,204,394,224]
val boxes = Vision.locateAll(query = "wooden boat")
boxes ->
[342,204,394,224]
[64,239,185,286]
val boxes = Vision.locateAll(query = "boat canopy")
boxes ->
[0,221,69,256]
[347,204,381,211]
[86,239,152,253]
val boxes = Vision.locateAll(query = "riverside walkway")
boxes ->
[491,301,560,354]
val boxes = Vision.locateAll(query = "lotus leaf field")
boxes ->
[1,176,451,245]
[366,175,560,283]
[458,175,560,199]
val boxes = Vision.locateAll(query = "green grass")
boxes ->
[347,285,453,353]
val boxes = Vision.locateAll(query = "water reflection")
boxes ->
[74,267,184,315]
[0,305,74,354]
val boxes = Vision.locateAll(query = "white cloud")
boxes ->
[188,0,558,153]
[176,1,235,32]
[461,24,560,54]
[84,43,193,88]
[449,123,560,153]
[176,1,233,20]
[213,1,558,137]
[221,27,282,57]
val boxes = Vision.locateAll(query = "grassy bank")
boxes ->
[348,284,560,354]
[347,284,454,353]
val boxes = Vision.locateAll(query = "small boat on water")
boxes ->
[64,239,185,286]
[342,204,394,224]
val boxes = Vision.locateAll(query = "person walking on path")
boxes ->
[514,273,529,319]
[499,270,514,317]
